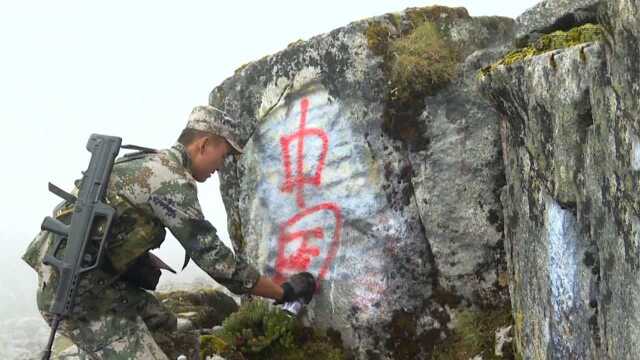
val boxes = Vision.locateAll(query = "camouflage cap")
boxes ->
[186,105,244,153]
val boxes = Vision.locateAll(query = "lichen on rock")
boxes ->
[479,23,605,77]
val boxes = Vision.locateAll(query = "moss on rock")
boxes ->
[480,23,605,77]
[404,6,470,28]
[365,22,392,56]
[200,299,348,360]
[388,21,458,104]
[431,306,516,360]
[365,6,463,148]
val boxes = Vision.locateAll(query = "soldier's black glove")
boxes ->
[121,252,176,291]
[276,272,316,305]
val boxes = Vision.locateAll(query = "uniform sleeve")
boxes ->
[148,178,260,294]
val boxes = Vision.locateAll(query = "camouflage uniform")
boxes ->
[23,139,260,359]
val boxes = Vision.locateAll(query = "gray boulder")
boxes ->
[210,6,514,358]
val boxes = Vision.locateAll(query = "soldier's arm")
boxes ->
[148,178,263,295]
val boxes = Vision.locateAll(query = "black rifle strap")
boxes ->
[121,144,157,153]
[48,182,77,204]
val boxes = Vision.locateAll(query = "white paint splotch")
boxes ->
[545,195,588,358]
[546,197,579,318]
[631,133,640,170]
[242,82,389,312]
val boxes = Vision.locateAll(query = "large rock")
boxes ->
[480,0,640,358]
[157,289,238,330]
[210,6,514,358]
[481,41,605,359]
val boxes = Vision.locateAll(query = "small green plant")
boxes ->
[388,21,458,103]
[200,299,347,360]
[365,10,460,144]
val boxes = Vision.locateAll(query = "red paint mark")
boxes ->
[274,98,342,284]
[274,203,342,284]
[279,98,329,209]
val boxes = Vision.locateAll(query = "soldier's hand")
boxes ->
[277,272,316,304]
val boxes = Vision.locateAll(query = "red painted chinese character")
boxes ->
[274,97,343,285]
[279,97,329,209]
[274,203,342,284]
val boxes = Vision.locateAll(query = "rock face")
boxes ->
[210,6,514,359]
[515,0,600,45]
[481,0,640,358]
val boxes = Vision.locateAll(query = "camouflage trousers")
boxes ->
[38,274,177,360]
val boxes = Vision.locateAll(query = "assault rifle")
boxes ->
[40,134,122,360]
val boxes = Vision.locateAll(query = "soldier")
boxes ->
[23,105,314,359]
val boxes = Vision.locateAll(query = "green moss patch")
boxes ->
[366,22,393,57]
[480,24,605,77]
[366,6,463,148]
[200,299,348,360]
[431,307,516,360]
[388,21,459,104]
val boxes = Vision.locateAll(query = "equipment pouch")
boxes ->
[121,252,162,290]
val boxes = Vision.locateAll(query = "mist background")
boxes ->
[0,0,538,357]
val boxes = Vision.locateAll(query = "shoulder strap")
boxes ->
[121,144,157,152]
[116,144,158,164]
